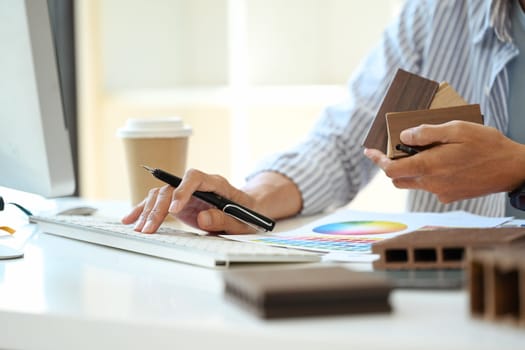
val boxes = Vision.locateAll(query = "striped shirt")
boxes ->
[505,0,525,218]
[250,0,521,217]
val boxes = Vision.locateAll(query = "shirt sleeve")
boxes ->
[247,0,431,215]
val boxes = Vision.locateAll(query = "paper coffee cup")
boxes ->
[117,117,192,205]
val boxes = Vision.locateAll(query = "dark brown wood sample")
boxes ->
[362,69,439,152]
[224,266,392,319]
[372,227,525,270]
[468,246,525,327]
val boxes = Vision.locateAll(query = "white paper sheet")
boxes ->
[221,209,512,262]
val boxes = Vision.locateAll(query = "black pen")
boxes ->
[395,143,420,156]
[142,165,275,232]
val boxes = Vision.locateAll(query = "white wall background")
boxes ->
[76,0,407,212]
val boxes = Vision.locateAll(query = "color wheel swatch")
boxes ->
[313,221,407,235]
[224,210,512,258]
[250,221,408,253]
[253,235,383,253]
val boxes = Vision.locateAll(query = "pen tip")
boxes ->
[141,165,154,173]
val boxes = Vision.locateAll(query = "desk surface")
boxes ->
[1,199,524,350]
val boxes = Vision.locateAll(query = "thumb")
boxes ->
[197,208,257,234]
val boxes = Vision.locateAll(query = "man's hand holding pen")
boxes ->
[122,168,266,234]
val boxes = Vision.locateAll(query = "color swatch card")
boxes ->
[221,210,510,258]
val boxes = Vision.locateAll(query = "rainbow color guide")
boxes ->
[312,221,407,235]
[252,235,384,253]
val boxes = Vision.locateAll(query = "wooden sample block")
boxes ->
[429,82,467,109]
[372,227,525,270]
[362,69,482,158]
[385,104,483,159]
[362,69,439,153]
[468,246,525,327]
[223,266,392,319]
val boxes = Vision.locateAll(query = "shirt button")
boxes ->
[484,85,490,96]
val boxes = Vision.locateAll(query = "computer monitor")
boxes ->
[0,0,75,198]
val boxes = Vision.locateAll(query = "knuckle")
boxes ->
[172,189,185,201]
[142,188,160,210]
[392,178,404,189]
[210,174,228,187]
[447,120,462,128]
[420,178,446,200]
[138,210,150,222]
[147,208,165,221]
[446,121,462,138]
[158,184,173,196]
[437,193,453,204]
[147,187,160,197]
[392,177,413,190]
[382,164,395,178]
[184,168,203,180]
[434,185,459,203]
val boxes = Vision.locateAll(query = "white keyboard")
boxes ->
[30,215,321,268]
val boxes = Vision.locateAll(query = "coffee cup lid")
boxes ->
[117,117,192,138]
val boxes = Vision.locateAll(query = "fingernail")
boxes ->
[142,220,154,233]
[200,211,212,227]
[134,218,144,231]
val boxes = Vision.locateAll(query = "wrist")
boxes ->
[242,171,303,219]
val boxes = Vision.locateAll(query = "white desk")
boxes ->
[1,200,524,350]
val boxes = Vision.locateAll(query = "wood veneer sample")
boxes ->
[429,82,467,109]
[385,104,483,159]
[224,266,392,319]
[362,69,439,153]
[372,227,525,270]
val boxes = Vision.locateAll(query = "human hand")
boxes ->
[121,169,260,234]
[364,121,525,203]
